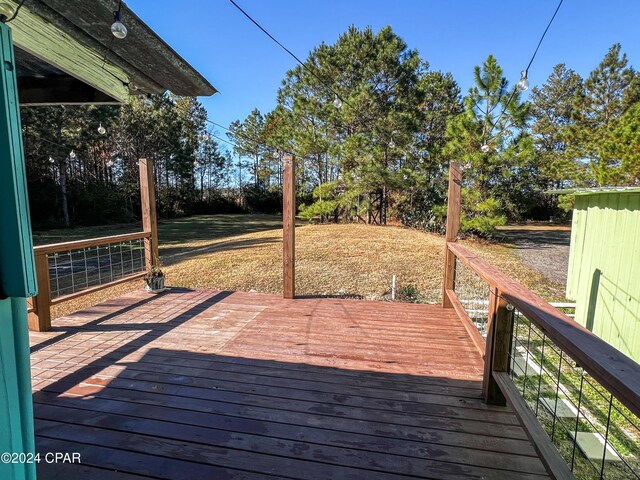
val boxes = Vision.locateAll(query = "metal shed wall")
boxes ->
[567,191,640,361]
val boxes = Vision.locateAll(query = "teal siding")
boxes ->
[567,192,640,362]
[0,23,36,480]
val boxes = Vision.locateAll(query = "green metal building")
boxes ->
[564,188,640,362]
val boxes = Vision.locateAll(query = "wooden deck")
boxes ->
[29,288,550,479]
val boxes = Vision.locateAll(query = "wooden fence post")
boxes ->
[139,158,158,271]
[442,162,462,308]
[483,289,514,405]
[283,155,295,299]
[28,253,51,332]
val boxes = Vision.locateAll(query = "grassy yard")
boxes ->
[33,214,566,319]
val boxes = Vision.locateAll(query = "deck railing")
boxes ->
[28,231,151,331]
[445,241,640,480]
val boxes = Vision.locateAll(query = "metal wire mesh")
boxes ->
[509,309,640,479]
[48,238,146,298]
[453,257,491,337]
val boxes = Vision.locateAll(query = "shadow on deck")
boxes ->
[28,288,549,479]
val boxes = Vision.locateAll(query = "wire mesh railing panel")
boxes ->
[453,257,491,337]
[509,308,640,479]
[48,238,146,299]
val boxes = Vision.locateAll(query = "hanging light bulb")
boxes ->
[69,150,76,159]
[111,9,127,39]
[481,143,490,153]
[517,70,529,91]
[48,156,55,164]
[388,139,395,149]
[333,94,343,109]
[97,122,106,135]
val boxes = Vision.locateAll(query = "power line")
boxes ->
[525,0,564,74]
[485,0,564,144]
[227,0,350,108]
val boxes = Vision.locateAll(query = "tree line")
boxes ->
[22,26,639,233]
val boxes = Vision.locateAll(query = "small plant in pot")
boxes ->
[145,257,166,293]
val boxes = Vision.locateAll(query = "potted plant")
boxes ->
[145,256,166,293]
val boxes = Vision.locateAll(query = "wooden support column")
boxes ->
[442,162,462,307]
[283,155,295,299]
[139,158,158,270]
[483,290,514,405]
[28,253,51,332]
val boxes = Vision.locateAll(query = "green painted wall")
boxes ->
[0,22,36,480]
[567,191,640,362]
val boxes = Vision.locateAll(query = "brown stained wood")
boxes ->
[50,272,147,305]
[139,158,158,271]
[28,289,551,479]
[33,231,151,255]
[484,291,513,406]
[33,404,547,476]
[449,241,640,419]
[493,372,575,480]
[442,162,463,308]
[28,252,51,332]
[282,155,295,298]
[446,289,486,356]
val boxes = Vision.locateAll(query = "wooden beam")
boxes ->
[283,155,295,299]
[493,372,575,480]
[28,253,51,332]
[18,76,118,105]
[139,159,158,271]
[34,231,150,256]
[442,162,462,307]
[445,289,486,356]
[6,2,130,102]
[447,240,640,420]
[483,291,514,405]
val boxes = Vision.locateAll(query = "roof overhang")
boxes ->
[546,187,640,196]
[0,0,216,105]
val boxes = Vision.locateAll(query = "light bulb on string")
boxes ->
[517,70,529,91]
[69,150,76,159]
[98,123,106,135]
[48,156,55,164]
[481,143,490,153]
[388,139,395,149]
[111,9,127,39]
[333,94,343,109]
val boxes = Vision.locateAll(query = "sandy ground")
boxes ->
[495,224,571,287]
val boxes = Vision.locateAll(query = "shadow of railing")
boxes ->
[32,348,544,479]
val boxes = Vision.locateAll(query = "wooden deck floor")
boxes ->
[29,289,549,479]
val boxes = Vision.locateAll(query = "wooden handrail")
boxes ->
[447,241,640,419]
[33,231,151,255]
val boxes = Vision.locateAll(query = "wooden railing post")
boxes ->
[283,155,295,299]
[28,252,51,332]
[483,289,514,405]
[442,162,462,307]
[139,158,158,271]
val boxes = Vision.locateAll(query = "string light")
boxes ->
[333,94,343,109]
[481,144,490,153]
[517,70,529,91]
[48,156,55,164]
[111,2,127,39]
[97,123,106,135]
[69,150,76,159]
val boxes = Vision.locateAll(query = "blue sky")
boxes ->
[128,0,640,145]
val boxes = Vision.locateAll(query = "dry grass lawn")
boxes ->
[37,214,566,320]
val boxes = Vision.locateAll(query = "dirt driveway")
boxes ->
[495,224,571,286]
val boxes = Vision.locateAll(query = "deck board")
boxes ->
[29,288,550,479]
